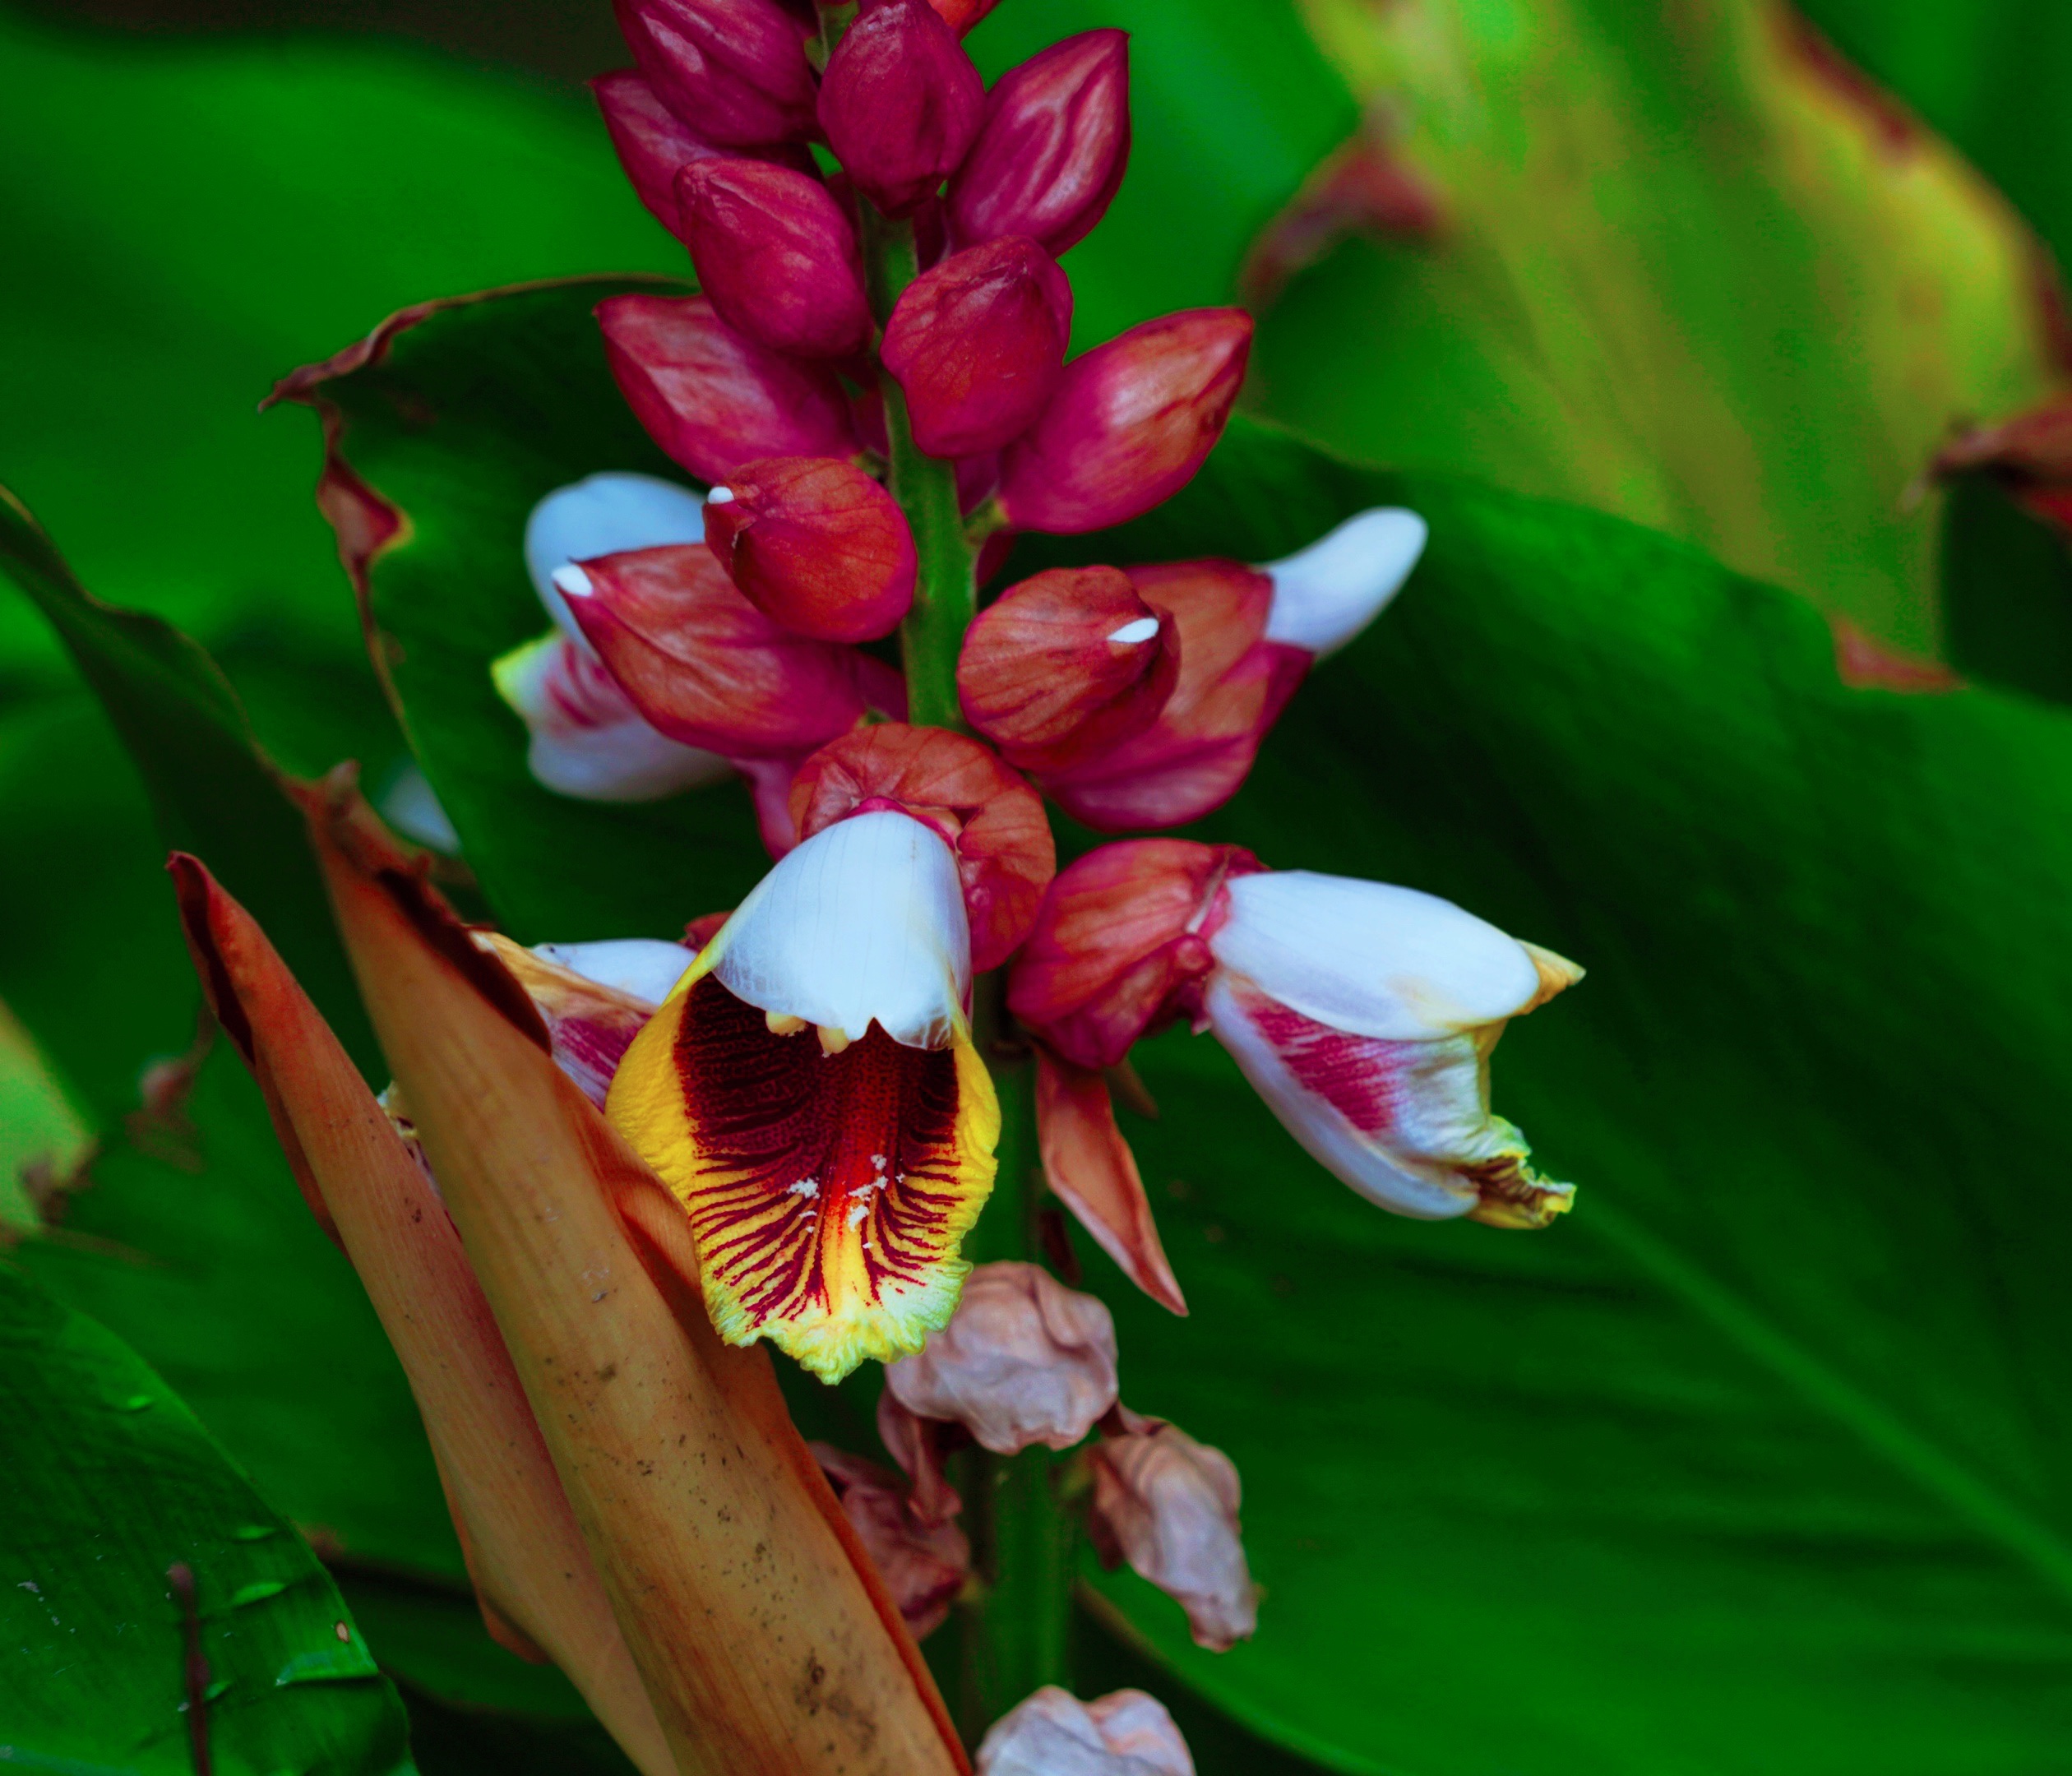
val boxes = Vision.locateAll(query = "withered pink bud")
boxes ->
[812,1444,970,1640]
[977,1687,1196,1776]
[883,1260,1117,1455]
[613,0,818,147]
[1086,1413,1256,1652]
[1008,839,1264,1071]
[876,1390,964,1527]
[556,542,870,756]
[595,294,859,481]
[704,456,916,642]
[957,566,1177,775]
[590,70,810,238]
[818,0,986,219]
[997,309,1252,534]
[676,160,872,360]
[881,238,1073,460]
[947,30,1131,257]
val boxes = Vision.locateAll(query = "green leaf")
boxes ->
[280,279,772,942]
[1252,0,2063,658]
[1003,415,2072,1772]
[0,1258,410,1772]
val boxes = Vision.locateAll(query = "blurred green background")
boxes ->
[6,0,2072,1770]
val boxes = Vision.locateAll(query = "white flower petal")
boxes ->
[977,1687,1195,1776]
[700,809,971,1048]
[1209,870,1539,1041]
[1205,973,1483,1219]
[376,761,460,855]
[530,939,696,1008]
[524,472,706,641]
[491,631,731,803]
[1260,507,1427,658]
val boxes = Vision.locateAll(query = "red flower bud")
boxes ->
[596,294,860,481]
[997,308,1252,534]
[789,724,1055,971]
[676,160,872,360]
[956,566,1177,775]
[613,0,818,148]
[881,238,1072,459]
[1043,559,1307,831]
[557,542,869,757]
[923,0,1003,34]
[591,70,809,238]
[704,456,917,642]
[946,30,1130,257]
[818,0,986,219]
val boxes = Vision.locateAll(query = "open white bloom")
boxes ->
[608,810,999,1382]
[1260,506,1427,657]
[529,937,698,1006]
[1205,870,1579,1223]
[977,1687,1195,1776]
[494,473,729,802]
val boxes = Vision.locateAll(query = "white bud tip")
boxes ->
[551,563,594,599]
[1105,616,1162,645]
[707,486,736,505]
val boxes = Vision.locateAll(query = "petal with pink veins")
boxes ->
[524,470,707,643]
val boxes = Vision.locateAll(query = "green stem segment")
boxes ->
[857,197,1071,1736]
[861,210,978,732]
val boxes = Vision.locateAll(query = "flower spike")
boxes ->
[596,294,861,481]
[947,30,1131,257]
[818,0,987,219]
[613,0,819,148]
[705,456,918,642]
[676,160,872,361]
[609,812,1001,1381]
[997,308,1253,534]
[881,238,1075,460]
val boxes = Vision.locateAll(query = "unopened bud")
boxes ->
[1086,1413,1256,1652]
[596,294,859,481]
[923,0,1004,34]
[997,308,1252,534]
[676,161,872,360]
[590,70,807,238]
[882,238,1072,459]
[818,0,985,219]
[613,0,817,147]
[703,457,916,642]
[556,543,869,756]
[946,30,1130,257]
[977,1688,1195,1776]
[957,566,1177,775]
[883,1261,1117,1455]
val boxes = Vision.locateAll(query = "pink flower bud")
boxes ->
[555,542,870,757]
[590,70,809,238]
[956,566,1176,776]
[997,309,1252,534]
[977,1688,1195,1776]
[946,30,1130,257]
[676,160,872,360]
[1008,839,1263,1071]
[1086,1413,1256,1652]
[613,0,817,148]
[811,1444,970,1640]
[881,238,1073,460]
[818,0,986,219]
[704,457,916,641]
[882,1261,1117,1455]
[595,294,860,481]
[789,724,1054,971]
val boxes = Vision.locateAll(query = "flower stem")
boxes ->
[955,987,1075,1738]
[860,210,976,733]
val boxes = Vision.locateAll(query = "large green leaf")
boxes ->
[1251,0,2065,658]
[1004,417,2072,1773]
[0,1258,410,1772]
